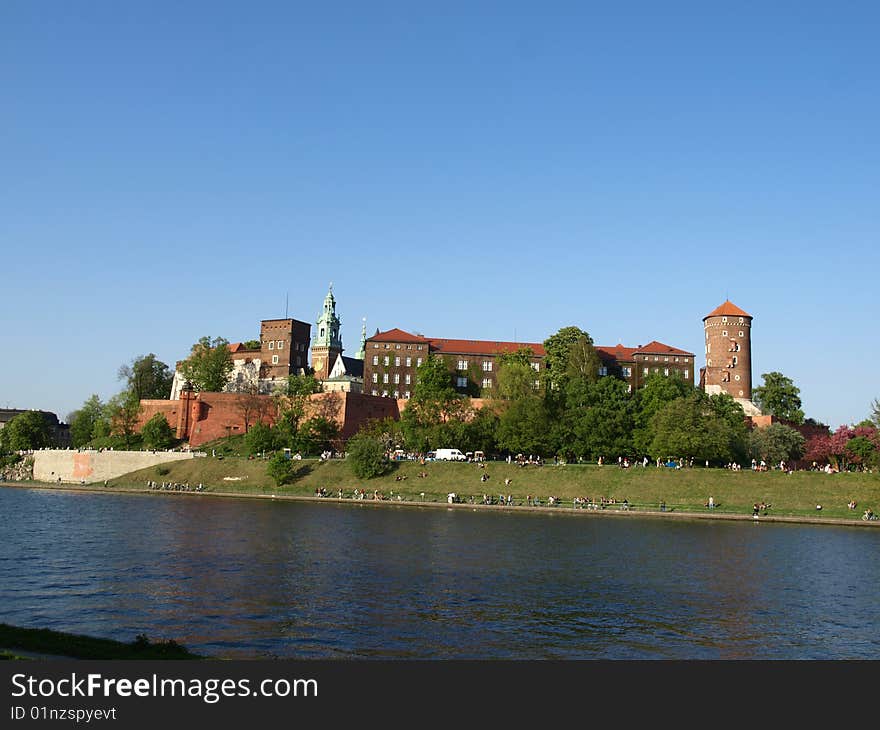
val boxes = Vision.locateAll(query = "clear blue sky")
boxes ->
[2,1,878,430]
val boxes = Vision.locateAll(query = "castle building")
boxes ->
[700,300,761,416]
[362,329,694,399]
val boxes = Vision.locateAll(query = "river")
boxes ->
[1,487,877,659]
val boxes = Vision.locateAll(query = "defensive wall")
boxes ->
[34,449,197,484]
[138,391,401,447]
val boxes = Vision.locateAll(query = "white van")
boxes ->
[434,448,467,461]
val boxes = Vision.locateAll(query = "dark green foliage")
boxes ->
[748,422,805,464]
[346,432,392,479]
[496,396,554,456]
[649,392,744,465]
[556,377,635,461]
[0,411,52,452]
[104,390,143,449]
[267,452,296,486]
[118,354,174,400]
[632,373,696,454]
[178,336,234,393]
[68,395,106,447]
[246,422,278,454]
[294,416,339,455]
[243,339,261,349]
[140,413,176,450]
[753,371,804,424]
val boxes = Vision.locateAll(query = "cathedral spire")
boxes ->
[354,317,367,360]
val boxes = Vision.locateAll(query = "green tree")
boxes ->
[178,336,234,393]
[649,393,740,465]
[496,395,554,456]
[68,395,105,447]
[104,391,143,448]
[0,411,52,452]
[460,407,499,455]
[401,355,471,451]
[118,354,174,400]
[565,335,603,384]
[346,432,392,479]
[556,377,634,461]
[294,416,339,455]
[246,422,278,455]
[542,326,591,389]
[748,423,806,465]
[267,452,295,486]
[497,347,535,367]
[494,361,540,402]
[753,371,804,424]
[272,373,322,442]
[632,373,695,454]
[140,413,176,450]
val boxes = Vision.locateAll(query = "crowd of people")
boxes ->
[146,480,205,492]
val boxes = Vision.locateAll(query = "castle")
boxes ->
[148,293,759,447]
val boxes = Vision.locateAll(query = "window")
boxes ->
[372,355,379,365]
[393,390,399,398]
[531,362,540,371]
[739,331,744,338]
[384,344,390,349]
[734,375,741,381]
[738,317,744,324]
[295,357,301,366]
[684,370,689,379]
[627,384,632,393]
[598,366,608,376]
[684,358,689,363]
[722,316,728,323]
[482,378,492,389]
[372,373,378,383]
[268,341,274,350]
[404,391,410,399]
[405,357,411,367]
[373,343,379,349]
[405,374,411,385]
[417,345,423,350]
[416,358,422,367]
[664,356,669,362]
[394,374,400,384]
[654,368,659,373]
[383,373,389,384]
[371,389,378,396]
[457,359,468,370]
[482,361,492,372]
[534,380,541,389]
[456,376,467,388]
[664,368,669,376]
[395,356,400,366]
[622,367,631,377]
[320,328,325,338]
[384,356,390,366]
[277,340,283,349]
[722,330,728,337]
[382,390,388,397]
[732,356,738,366]
[643,367,649,375]
[272,355,279,364]
[406,345,412,350]
[654,356,659,361]
[395,344,400,349]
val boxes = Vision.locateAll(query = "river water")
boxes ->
[1,487,878,659]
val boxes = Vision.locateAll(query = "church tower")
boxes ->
[701,300,761,416]
[354,318,367,361]
[311,284,343,381]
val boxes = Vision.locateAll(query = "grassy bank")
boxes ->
[93,456,880,522]
[0,623,201,660]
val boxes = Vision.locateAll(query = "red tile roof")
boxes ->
[634,340,694,357]
[596,344,638,362]
[429,338,546,357]
[704,300,751,320]
[369,328,431,344]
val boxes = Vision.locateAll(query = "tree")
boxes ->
[104,391,143,448]
[246,422,278,455]
[753,372,804,424]
[649,393,741,465]
[346,432,392,479]
[401,355,471,451]
[141,413,176,450]
[178,336,234,393]
[273,374,322,442]
[68,395,105,447]
[542,326,592,389]
[0,411,52,452]
[267,452,296,486]
[748,423,805,465]
[494,361,540,402]
[234,384,274,434]
[632,373,695,454]
[294,416,340,455]
[496,395,554,456]
[118,354,174,400]
[565,335,603,384]
[556,377,635,461]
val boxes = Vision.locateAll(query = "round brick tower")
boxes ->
[701,300,761,415]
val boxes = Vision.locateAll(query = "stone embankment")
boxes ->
[33,449,198,484]
[0,456,33,482]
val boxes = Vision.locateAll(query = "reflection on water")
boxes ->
[2,488,878,659]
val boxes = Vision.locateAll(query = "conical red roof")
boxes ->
[703,300,751,320]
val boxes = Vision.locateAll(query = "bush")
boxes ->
[267,453,295,486]
[346,433,392,479]
[141,413,176,450]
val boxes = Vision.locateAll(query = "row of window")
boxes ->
[372,355,425,367]
[373,373,414,385]
[372,390,412,398]
[373,343,426,350]
[639,355,691,363]
[642,367,690,378]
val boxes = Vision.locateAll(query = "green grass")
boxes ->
[0,623,202,660]
[94,456,880,522]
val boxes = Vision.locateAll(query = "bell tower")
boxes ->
[311,284,343,381]
[701,300,761,416]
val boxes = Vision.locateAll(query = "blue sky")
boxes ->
[2,1,878,429]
